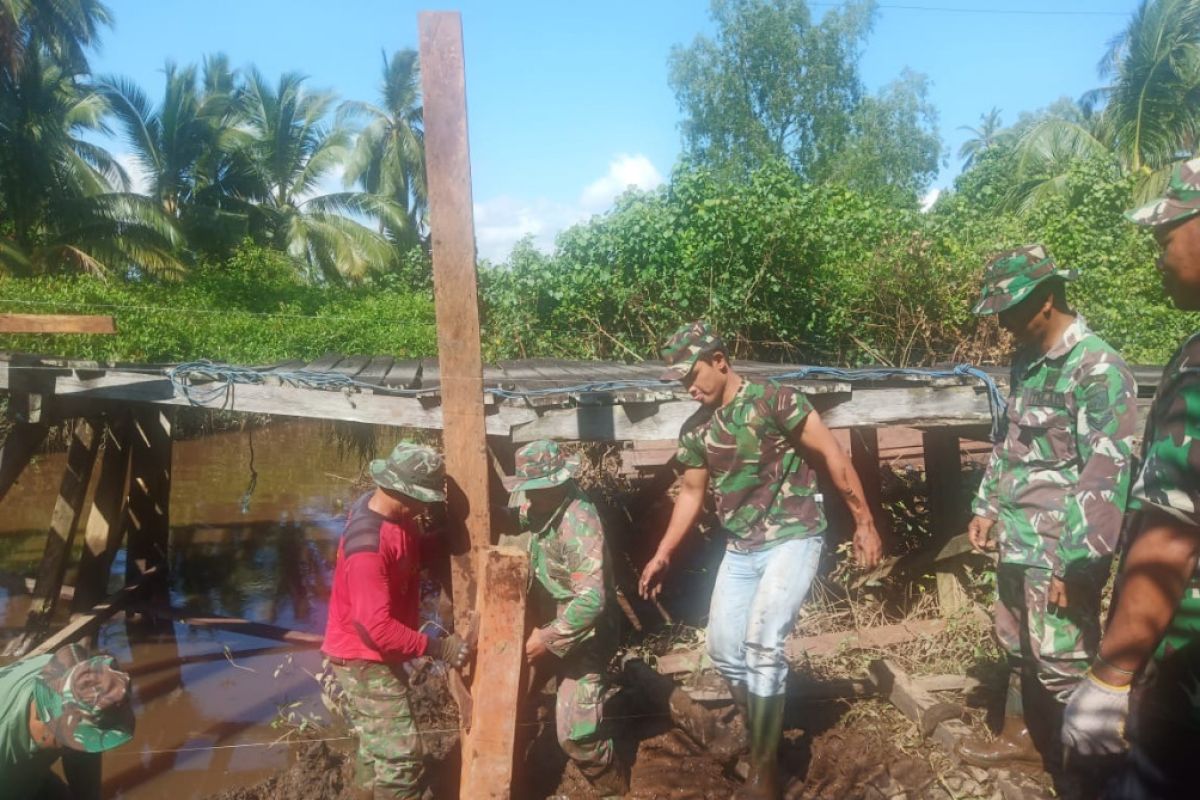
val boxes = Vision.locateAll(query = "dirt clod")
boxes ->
[206,742,355,800]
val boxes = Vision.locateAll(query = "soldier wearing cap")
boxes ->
[507,439,625,797]
[321,442,472,800]
[1062,157,1200,797]
[958,246,1137,778]
[639,321,883,800]
[0,642,134,799]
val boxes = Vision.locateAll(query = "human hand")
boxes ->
[430,633,471,669]
[1049,576,1070,611]
[967,515,997,552]
[853,524,883,569]
[1062,670,1131,756]
[524,627,550,663]
[638,553,670,600]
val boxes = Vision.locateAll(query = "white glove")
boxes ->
[1062,670,1131,756]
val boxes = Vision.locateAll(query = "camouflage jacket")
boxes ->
[519,483,613,659]
[972,316,1138,577]
[1128,332,1200,659]
[677,379,827,552]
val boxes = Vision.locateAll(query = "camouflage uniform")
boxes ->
[662,322,827,699]
[1106,159,1200,793]
[330,661,424,799]
[972,248,1138,699]
[513,441,616,776]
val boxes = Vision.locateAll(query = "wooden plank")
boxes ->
[304,353,344,372]
[459,546,528,800]
[72,415,134,616]
[46,369,537,435]
[331,355,371,377]
[28,568,157,658]
[868,658,973,753]
[420,11,492,637]
[383,359,422,388]
[356,356,395,384]
[0,421,49,502]
[125,408,172,586]
[7,418,102,655]
[139,610,323,646]
[0,314,115,334]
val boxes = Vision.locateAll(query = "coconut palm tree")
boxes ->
[239,68,391,283]
[1010,0,1200,207]
[338,49,427,250]
[957,107,1006,169]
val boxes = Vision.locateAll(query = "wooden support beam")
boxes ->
[72,415,134,616]
[0,420,49,502]
[125,408,172,587]
[419,11,491,632]
[0,313,115,334]
[850,427,889,536]
[922,430,969,613]
[6,418,102,656]
[868,659,973,753]
[459,546,528,799]
[28,569,157,658]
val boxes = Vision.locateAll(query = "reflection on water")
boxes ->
[0,421,365,798]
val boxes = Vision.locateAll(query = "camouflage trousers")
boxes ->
[994,564,1102,701]
[556,658,613,775]
[331,660,424,800]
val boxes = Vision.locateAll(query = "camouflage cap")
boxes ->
[1126,157,1200,227]
[972,245,1076,316]
[505,439,579,496]
[659,321,725,381]
[368,442,446,503]
[34,644,134,753]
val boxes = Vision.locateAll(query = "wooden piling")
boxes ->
[125,408,173,588]
[7,417,102,655]
[73,414,134,616]
[419,11,491,633]
[0,420,49,502]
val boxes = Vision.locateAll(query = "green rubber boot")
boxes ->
[734,692,785,800]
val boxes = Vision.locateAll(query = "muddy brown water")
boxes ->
[0,421,366,799]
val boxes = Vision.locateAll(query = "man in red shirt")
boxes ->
[322,442,470,800]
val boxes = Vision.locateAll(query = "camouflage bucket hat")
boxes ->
[34,644,134,753]
[659,321,725,381]
[1126,157,1200,227]
[506,440,580,496]
[369,442,446,503]
[972,245,1076,316]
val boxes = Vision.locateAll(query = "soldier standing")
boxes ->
[639,321,883,800]
[1062,158,1200,798]
[510,440,625,798]
[959,246,1138,780]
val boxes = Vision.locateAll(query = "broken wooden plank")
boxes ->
[458,545,529,799]
[0,314,115,334]
[27,568,157,658]
[7,418,102,656]
[868,658,973,753]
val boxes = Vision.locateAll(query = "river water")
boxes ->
[0,421,363,798]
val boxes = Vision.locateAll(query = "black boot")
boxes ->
[734,692,785,800]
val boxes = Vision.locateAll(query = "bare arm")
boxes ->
[1092,508,1200,686]
[789,412,883,568]
[638,465,708,598]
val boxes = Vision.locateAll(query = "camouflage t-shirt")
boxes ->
[519,483,613,659]
[1128,332,1200,660]
[677,378,826,552]
[971,316,1138,578]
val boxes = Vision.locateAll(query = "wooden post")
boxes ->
[850,427,889,536]
[0,420,49,502]
[922,429,968,614]
[73,415,134,616]
[459,546,529,800]
[7,418,102,655]
[125,408,172,589]
[419,11,491,630]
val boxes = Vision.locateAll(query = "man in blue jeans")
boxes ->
[640,321,883,800]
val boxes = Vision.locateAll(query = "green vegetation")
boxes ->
[1,0,1198,368]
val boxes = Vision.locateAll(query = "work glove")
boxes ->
[1061,670,1131,756]
[428,633,471,669]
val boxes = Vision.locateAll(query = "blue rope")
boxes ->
[166,360,1008,440]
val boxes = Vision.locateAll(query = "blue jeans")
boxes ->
[706,536,823,698]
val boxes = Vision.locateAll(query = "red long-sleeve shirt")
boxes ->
[321,493,430,662]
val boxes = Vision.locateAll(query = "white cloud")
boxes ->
[920,187,942,212]
[473,153,664,262]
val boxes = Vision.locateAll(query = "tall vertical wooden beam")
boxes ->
[459,546,528,800]
[125,408,172,590]
[7,418,102,655]
[419,12,491,630]
[73,414,134,617]
[922,429,963,544]
[850,427,889,537]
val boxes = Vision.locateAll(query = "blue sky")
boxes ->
[91,1,1140,261]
